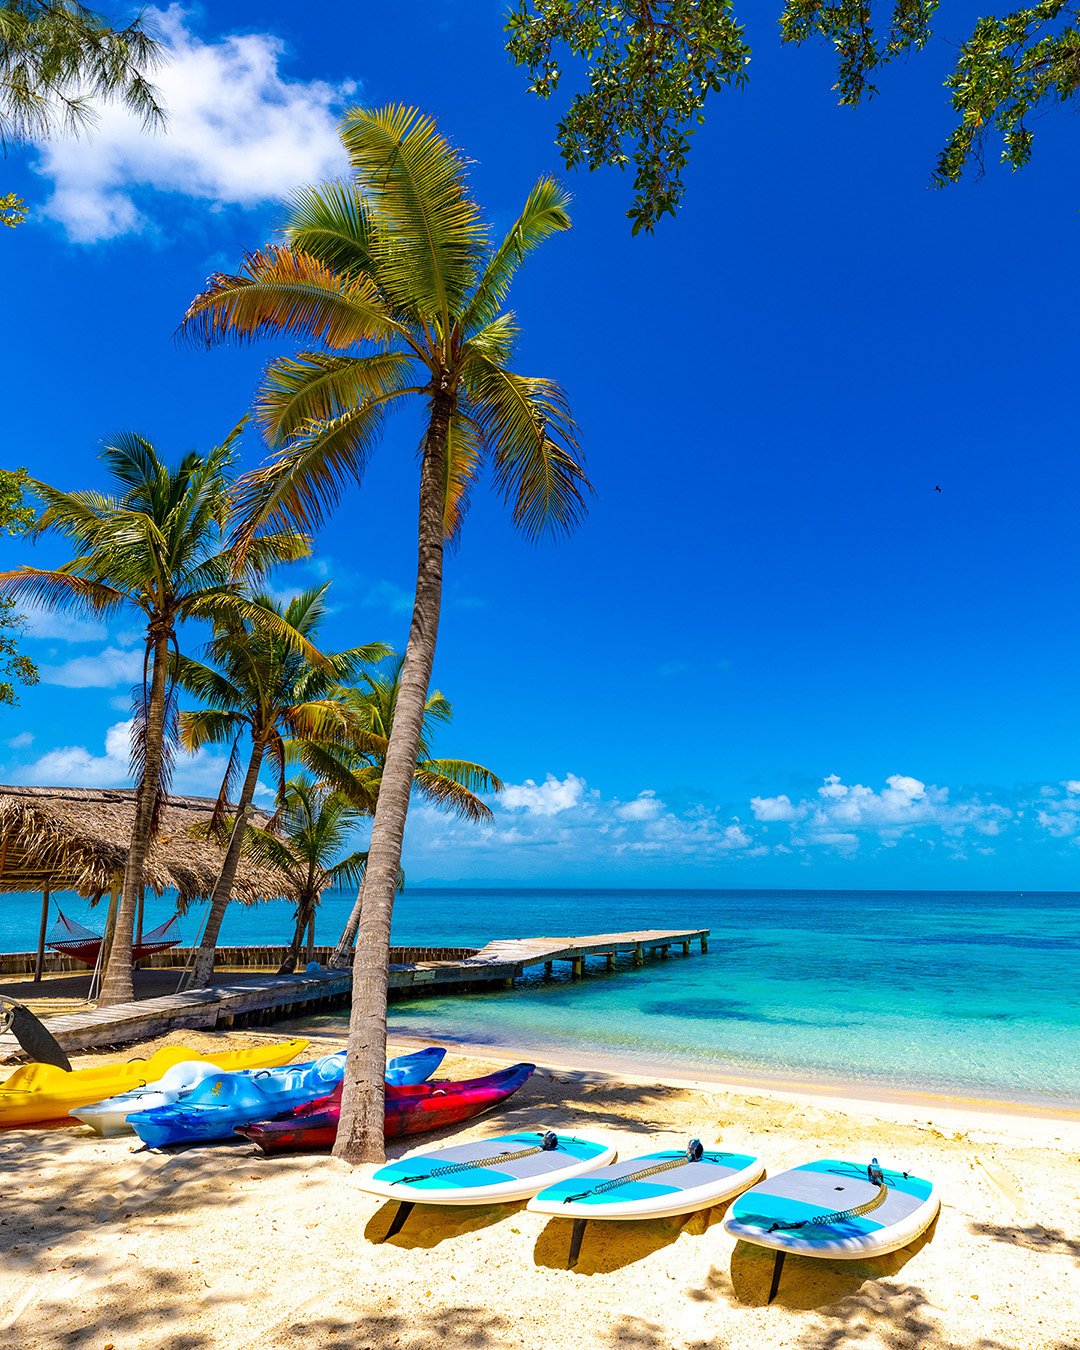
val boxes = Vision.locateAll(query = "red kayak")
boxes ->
[236,1062,536,1154]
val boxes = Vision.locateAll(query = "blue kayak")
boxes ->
[386,1046,445,1086]
[127,1047,446,1148]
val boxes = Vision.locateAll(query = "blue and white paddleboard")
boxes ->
[724,1158,939,1259]
[361,1130,617,1206]
[527,1142,764,1221]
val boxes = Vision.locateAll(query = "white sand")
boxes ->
[1,1026,1078,1350]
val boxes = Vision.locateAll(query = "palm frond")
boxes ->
[284,180,381,281]
[179,246,400,351]
[412,767,494,822]
[443,407,484,545]
[462,176,572,331]
[463,355,591,538]
[0,566,128,616]
[258,350,419,445]
[229,399,393,559]
[340,104,488,329]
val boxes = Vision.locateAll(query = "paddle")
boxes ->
[0,996,72,1070]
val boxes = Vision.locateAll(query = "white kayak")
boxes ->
[72,1060,221,1136]
[361,1130,617,1240]
[723,1157,940,1300]
[526,1139,764,1265]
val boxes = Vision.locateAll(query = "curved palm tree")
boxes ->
[176,584,388,988]
[243,776,376,976]
[291,657,502,965]
[181,105,590,1161]
[0,431,311,1007]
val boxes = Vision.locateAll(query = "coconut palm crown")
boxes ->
[0,430,312,1006]
[174,583,389,988]
[180,105,590,1164]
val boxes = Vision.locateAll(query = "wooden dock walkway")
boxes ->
[0,927,709,1062]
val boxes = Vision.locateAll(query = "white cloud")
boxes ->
[757,772,1011,852]
[750,792,801,823]
[39,646,142,688]
[501,773,587,817]
[7,718,236,796]
[34,6,352,242]
[6,731,34,749]
[615,790,663,822]
[11,719,133,787]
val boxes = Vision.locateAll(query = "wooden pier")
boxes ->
[0,927,709,1062]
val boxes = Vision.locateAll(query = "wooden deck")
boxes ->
[0,927,709,1062]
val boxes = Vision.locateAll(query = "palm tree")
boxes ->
[0,431,311,1007]
[181,105,590,1162]
[175,584,388,988]
[243,776,375,975]
[292,657,502,965]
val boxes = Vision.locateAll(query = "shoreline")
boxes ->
[368,1024,1080,1128]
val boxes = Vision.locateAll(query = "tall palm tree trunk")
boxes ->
[278,890,316,974]
[99,628,169,1007]
[334,392,450,1164]
[188,740,265,988]
[329,875,365,967]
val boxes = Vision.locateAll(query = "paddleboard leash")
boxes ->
[396,1130,560,1184]
[768,1158,890,1232]
[562,1138,713,1204]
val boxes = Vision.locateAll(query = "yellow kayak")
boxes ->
[0,1037,310,1128]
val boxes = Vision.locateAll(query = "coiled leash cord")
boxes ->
[563,1138,710,1204]
[398,1130,560,1184]
[768,1158,894,1233]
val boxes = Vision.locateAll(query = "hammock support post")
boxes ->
[33,886,49,983]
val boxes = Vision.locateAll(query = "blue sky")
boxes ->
[3,2,1080,889]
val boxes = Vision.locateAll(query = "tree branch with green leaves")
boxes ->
[506,1,1080,231]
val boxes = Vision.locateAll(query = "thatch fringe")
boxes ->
[0,785,293,907]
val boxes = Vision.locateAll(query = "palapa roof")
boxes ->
[0,785,291,906]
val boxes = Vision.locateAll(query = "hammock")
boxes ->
[45,906,183,966]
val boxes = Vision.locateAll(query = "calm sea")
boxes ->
[3,886,1078,1106]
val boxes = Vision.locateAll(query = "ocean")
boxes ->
[4,886,1078,1106]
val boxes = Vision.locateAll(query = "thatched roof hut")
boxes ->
[0,784,290,906]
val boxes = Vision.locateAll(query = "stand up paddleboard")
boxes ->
[724,1158,939,1302]
[527,1139,764,1267]
[361,1130,616,1241]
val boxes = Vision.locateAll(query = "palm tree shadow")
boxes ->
[533,1202,729,1274]
[969,1221,1080,1264]
[362,1199,523,1249]
[729,1215,939,1310]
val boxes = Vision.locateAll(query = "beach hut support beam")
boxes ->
[767,1250,786,1304]
[381,1202,414,1242]
[33,886,49,982]
[568,1218,588,1268]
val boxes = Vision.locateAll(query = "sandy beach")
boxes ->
[2,1025,1078,1350]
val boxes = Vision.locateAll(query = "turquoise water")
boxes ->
[4,887,1078,1105]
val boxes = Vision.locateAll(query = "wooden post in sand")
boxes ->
[33,886,50,982]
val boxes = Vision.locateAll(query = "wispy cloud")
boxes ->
[39,646,142,688]
[21,605,109,643]
[33,6,352,242]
